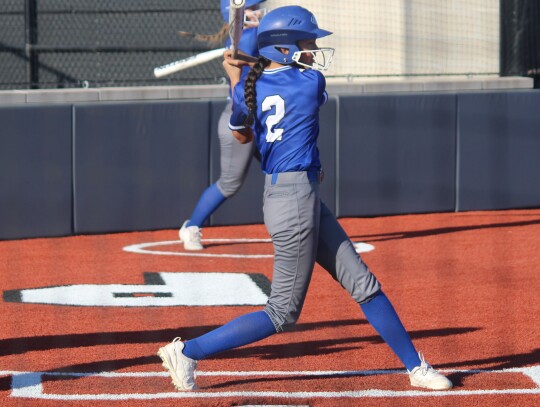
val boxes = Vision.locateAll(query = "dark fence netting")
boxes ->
[500,0,540,88]
[0,0,227,89]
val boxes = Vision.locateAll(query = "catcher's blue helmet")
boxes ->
[257,6,332,65]
[220,0,266,22]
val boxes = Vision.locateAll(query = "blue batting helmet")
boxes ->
[220,0,266,22]
[257,6,332,65]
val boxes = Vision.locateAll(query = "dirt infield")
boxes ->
[1,209,539,406]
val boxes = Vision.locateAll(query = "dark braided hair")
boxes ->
[243,56,271,127]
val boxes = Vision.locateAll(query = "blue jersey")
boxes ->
[229,66,328,174]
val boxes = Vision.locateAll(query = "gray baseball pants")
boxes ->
[262,171,381,332]
[216,102,255,198]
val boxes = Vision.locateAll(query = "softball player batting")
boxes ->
[179,0,267,250]
[159,6,453,391]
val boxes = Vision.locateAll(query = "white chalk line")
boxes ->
[2,366,539,400]
[123,239,374,259]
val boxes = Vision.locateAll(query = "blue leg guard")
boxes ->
[360,291,421,371]
[183,311,277,360]
[188,183,226,227]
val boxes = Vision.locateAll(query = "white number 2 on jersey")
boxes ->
[262,95,285,142]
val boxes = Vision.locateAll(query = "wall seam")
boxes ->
[454,94,460,212]
[335,96,341,217]
[71,104,77,234]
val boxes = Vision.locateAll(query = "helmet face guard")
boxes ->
[257,6,334,70]
[291,48,335,71]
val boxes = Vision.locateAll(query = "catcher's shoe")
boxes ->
[408,352,453,390]
[179,220,203,250]
[157,337,198,391]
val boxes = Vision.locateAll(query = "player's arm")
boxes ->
[228,75,254,144]
[222,49,254,89]
[229,97,253,144]
[312,69,328,106]
[232,128,253,144]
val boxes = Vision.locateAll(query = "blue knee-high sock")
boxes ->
[183,311,277,360]
[187,183,226,228]
[360,291,421,371]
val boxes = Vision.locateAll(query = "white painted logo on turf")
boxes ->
[353,242,375,253]
[3,272,269,307]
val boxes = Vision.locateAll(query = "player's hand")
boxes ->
[244,9,266,28]
[223,50,254,67]
[223,50,257,89]
[222,50,244,89]
[222,50,243,72]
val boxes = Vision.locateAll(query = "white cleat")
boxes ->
[179,220,203,250]
[157,337,198,391]
[408,352,453,390]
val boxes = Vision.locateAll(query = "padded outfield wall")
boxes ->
[0,79,539,240]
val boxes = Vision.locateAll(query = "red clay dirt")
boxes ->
[1,209,539,406]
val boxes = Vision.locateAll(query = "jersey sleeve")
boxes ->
[229,82,248,131]
[303,69,328,106]
[316,71,328,106]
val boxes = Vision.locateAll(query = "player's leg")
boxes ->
[179,183,224,250]
[315,203,418,369]
[187,173,321,347]
[263,173,320,331]
[180,102,254,250]
[215,102,255,199]
[182,310,276,360]
[315,202,452,389]
[158,310,275,391]
[160,173,320,390]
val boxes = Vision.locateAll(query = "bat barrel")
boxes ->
[153,48,226,78]
[228,0,245,59]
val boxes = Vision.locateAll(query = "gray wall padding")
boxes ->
[0,105,73,239]
[457,91,540,211]
[1,90,540,240]
[338,94,457,217]
[73,101,210,234]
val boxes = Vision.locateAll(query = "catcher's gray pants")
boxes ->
[216,102,255,198]
[263,171,381,333]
